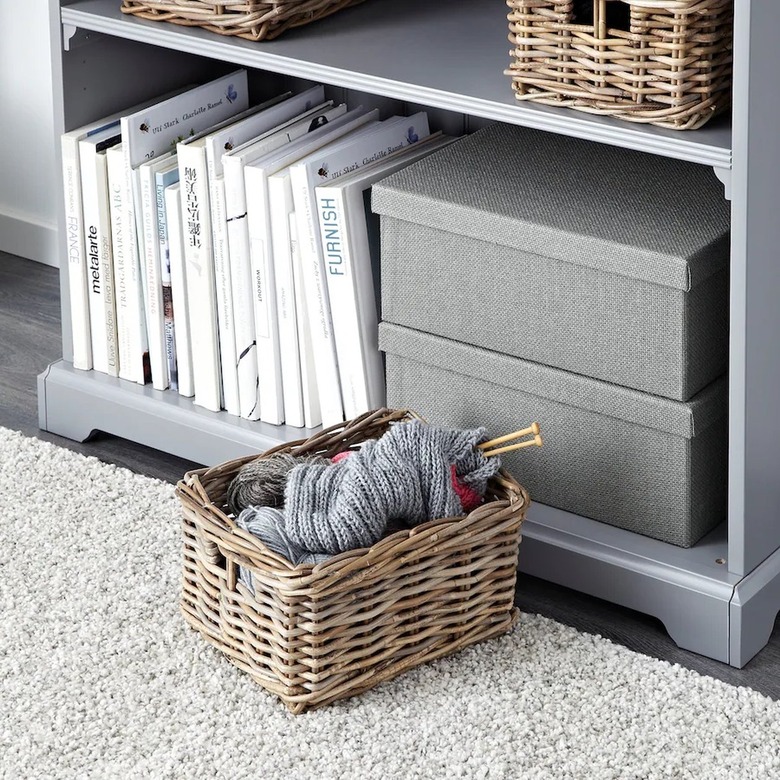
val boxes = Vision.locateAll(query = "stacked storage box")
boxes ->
[373,124,731,548]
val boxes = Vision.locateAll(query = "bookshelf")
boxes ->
[42,0,780,668]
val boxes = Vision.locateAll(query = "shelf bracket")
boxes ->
[63,25,104,53]
[714,167,732,202]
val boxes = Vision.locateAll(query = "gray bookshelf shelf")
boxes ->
[42,0,780,668]
[60,0,732,169]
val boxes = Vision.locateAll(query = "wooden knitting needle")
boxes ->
[478,422,540,451]
[482,435,543,458]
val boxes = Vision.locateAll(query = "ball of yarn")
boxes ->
[235,506,331,582]
[227,453,327,515]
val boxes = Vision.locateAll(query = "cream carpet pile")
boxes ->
[1,427,779,779]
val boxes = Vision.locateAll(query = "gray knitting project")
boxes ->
[235,420,501,570]
[236,506,330,591]
[284,420,499,555]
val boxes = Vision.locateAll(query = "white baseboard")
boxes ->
[0,208,58,268]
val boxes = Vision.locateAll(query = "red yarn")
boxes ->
[331,452,483,512]
[331,451,352,464]
[451,465,483,512]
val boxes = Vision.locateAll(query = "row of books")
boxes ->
[61,70,455,428]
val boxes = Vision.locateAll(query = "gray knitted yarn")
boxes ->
[283,420,500,555]
[235,506,331,588]
[227,453,327,515]
[455,447,499,496]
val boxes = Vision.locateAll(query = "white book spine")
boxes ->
[79,145,116,376]
[165,183,194,397]
[344,189,386,412]
[290,112,429,423]
[97,153,120,378]
[178,144,221,412]
[61,135,92,370]
[107,145,147,383]
[289,165,344,427]
[222,102,349,421]
[141,162,169,390]
[224,161,260,420]
[290,213,321,429]
[108,147,148,385]
[315,187,368,418]
[210,176,240,416]
[245,166,284,425]
[268,174,304,428]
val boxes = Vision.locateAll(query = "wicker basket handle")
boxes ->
[179,470,212,506]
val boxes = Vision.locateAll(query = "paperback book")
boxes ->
[78,124,122,377]
[119,69,249,387]
[243,107,378,425]
[221,98,348,420]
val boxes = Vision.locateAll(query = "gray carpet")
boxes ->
[2,426,780,780]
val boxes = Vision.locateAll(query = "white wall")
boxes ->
[0,2,59,266]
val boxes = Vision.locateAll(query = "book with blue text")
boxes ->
[139,152,177,389]
[314,132,454,418]
[289,112,430,426]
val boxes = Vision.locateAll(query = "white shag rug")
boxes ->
[2,427,780,780]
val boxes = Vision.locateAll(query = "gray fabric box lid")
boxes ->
[372,124,730,291]
[378,322,727,439]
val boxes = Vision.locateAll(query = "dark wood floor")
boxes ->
[4,251,780,698]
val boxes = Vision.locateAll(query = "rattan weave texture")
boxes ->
[176,409,529,713]
[121,0,367,41]
[505,0,733,129]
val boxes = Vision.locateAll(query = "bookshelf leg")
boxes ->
[37,361,97,443]
[729,547,780,668]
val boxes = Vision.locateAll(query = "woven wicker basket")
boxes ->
[505,0,733,129]
[121,0,367,42]
[176,408,529,713]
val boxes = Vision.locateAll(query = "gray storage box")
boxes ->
[379,322,728,548]
[373,124,730,402]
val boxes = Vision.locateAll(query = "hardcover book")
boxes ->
[289,112,430,426]
[139,153,179,389]
[314,132,454,418]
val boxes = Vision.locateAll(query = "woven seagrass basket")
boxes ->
[121,0,367,42]
[176,408,530,713]
[505,0,734,129]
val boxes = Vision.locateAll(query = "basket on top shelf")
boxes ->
[176,408,531,713]
[120,0,367,42]
[505,0,734,130]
